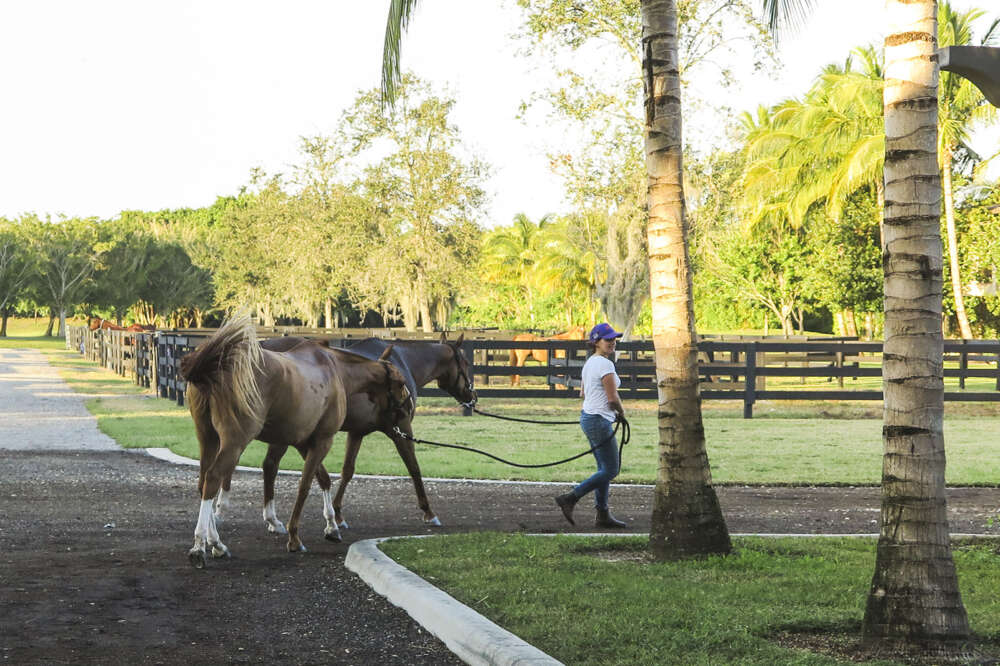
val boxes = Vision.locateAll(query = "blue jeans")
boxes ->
[572,411,620,510]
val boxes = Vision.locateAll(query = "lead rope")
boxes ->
[469,406,578,425]
[392,415,629,469]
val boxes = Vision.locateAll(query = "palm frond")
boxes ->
[761,0,816,36]
[381,0,419,109]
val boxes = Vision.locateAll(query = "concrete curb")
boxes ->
[346,537,562,666]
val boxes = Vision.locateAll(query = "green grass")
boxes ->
[382,534,1000,665]
[0,316,75,349]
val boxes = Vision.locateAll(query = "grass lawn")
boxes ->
[0,316,75,350]
[382,533,1000,665]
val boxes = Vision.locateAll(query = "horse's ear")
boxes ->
[455,333,464,346]
[379,345,394,361]
[439,332,447,344]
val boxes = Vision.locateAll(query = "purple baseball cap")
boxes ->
[589,322,622,342]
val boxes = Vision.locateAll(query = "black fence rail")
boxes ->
[66,328,1000,417]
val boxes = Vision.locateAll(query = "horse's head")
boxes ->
[437,332,476,407]
[88,318,100,331]
[377,346,413,423]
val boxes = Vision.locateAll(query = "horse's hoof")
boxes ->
[188,548,207,569]
[337,519,350,529]
[266,521,288,535]
[324,532,342,543]
[287,542,307,553]
[211,544,231,559]
[425,516,443,527]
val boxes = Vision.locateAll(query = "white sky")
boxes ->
[0,1,994,226]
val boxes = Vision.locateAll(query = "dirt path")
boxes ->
[0,348,117,451]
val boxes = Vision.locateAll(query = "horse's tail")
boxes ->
[179,311,263,420]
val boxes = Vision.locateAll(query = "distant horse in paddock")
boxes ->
[179,313,411,568]
[88,317,146,332]
[214,333,476,536]
[508,325,585,387]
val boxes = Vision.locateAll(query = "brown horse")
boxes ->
[214,333,476,536]
[179,313,411,568]
[508,325,585,387]
[88,317,145,332]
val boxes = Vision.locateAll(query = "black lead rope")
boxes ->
[393,415,630,469]
[470,406,579,425]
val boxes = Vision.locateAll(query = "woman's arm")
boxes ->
[601,372,624,418]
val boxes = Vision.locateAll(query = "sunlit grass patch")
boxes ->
[383,534,1000,665]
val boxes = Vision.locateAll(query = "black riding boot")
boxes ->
[595,508,627,528]
[555,492,579,525]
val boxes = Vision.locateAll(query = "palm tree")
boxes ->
[764,0,971,650]
[533,216,602,327]
[383,0,733,560]
[739,47,884,233]
[938,3,999,339]
[639,1,733,559]
[480,213,553,326]
[862,0,970,646]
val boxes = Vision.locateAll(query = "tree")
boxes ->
[641,1,732,559]
[0,219,36,336]
[208,174,291,325]
[739,47,885,232]
[480,213,554,327]
[863,0,971,648]
[346,76,487,332]
[25,216,102,337]
[764,0,972,651]
[535,215,603,328]
[514,0,776,338]
[710,221,812,335]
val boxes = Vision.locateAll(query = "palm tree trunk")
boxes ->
[942,151,973,339]
[862,0,969,648]
[642,0,731,561]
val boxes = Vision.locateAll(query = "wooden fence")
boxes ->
[67,327,1000,417]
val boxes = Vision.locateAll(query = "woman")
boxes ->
[555,322,627,528]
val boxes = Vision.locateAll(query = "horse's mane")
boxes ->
[179,312,263,420]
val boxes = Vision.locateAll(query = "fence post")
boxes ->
[744,342,757,419]
[959,339,968,390]
[836,344,845,388]
[461,339,474,416]
[995,348,1000,391]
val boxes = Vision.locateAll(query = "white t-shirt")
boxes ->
[581,354,620,422]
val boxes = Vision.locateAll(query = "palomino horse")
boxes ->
[179,313,411,568]
[217,333,476,536]
[508,325,585,387]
